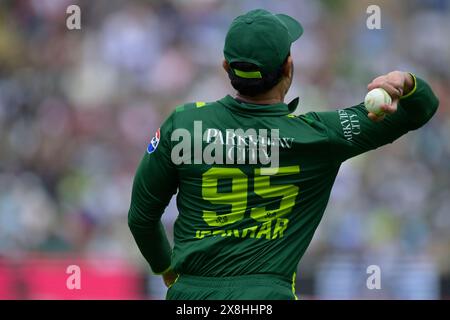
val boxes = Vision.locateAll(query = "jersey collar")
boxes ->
[218,95,299,116]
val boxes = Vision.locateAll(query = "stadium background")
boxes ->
[0,0,449,299]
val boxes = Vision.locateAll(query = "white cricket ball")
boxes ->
[364,88,392,116]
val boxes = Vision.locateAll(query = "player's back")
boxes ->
[170,95,341,280]
[129,76,438,299]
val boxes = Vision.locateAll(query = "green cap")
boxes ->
[224,9,303,79]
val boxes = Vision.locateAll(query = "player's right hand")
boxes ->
[366,71,414,122]
[367,102,398,122]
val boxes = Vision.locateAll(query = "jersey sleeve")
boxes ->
[307,76,439,163]
[128,111,178,274]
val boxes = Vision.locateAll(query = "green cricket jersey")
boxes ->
[128,76,438,281]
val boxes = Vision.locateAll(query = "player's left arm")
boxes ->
[128,112,178,283]
[307,71,439,163]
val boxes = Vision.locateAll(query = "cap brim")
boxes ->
[276,14,304,42]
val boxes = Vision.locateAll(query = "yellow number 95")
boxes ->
[202,166,300,227]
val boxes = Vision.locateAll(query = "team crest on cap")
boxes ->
[147,128,160,154]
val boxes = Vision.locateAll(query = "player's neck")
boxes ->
[235,90,285,105]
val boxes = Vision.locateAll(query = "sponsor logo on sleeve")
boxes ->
[147,128,161,154]
[338,110,361,141]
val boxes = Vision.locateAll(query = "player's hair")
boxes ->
[227,54,290,97]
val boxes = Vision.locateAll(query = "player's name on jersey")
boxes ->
[195,218,289,241]
[171,121,295,168]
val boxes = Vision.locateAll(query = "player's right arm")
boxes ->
[128,112,178,281]
[307,72,439,163]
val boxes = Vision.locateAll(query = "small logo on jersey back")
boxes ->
[147,128,160,154]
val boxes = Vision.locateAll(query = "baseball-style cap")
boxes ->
[224,9,303,79]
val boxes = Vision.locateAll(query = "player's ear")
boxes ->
[223,60,230,73]
[283,55,293,78]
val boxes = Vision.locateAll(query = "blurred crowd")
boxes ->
[0,0,449,298]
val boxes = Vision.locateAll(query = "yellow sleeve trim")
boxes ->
[400,73,417,100]
[292,272,298,300]
[153,265,172,275]
[167,275,179,289]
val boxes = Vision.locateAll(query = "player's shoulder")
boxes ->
[284,111,324,127]
[169,100,222,129]
[174,101,216,114]
[282,111,331,137]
